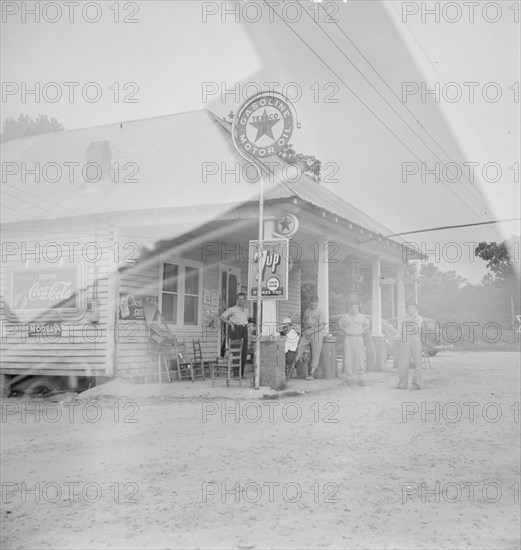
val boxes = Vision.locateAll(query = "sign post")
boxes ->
[231,92,301,389]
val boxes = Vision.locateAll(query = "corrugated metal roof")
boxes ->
[1,108,396,240]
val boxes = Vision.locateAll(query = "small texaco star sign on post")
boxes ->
[276,214,299,237]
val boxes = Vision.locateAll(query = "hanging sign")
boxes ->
[28,322,62,337]
[5,262,86,321]
[119,294,158,320]
[236,94,294,158]
[247,239,289,300]
[276,214,299,237]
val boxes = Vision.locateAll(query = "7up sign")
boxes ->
[247,239,289,300]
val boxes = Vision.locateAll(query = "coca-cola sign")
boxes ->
[12,269,78,311]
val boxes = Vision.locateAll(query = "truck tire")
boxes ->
[17,377,62,396]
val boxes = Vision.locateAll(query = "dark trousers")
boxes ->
[230,325,248,375]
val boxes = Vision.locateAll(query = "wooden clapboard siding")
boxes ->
[0,226,114,375]
[115,249,221,378]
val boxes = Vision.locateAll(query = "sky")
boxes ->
[1,0,520,282]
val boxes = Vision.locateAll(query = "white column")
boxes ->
[262,219,277,339]
[345,256,360,304]
[371,256,382,336]
[317,239,329,322]
[396,264,405,329]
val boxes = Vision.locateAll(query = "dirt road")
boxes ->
[1,351,520,549]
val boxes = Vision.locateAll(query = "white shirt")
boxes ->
[221,305,250,325]
[285,328,299,353]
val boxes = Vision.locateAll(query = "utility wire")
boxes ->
[357,217,521,243]
[315,1,498,223]
[2,190,79,219]
[263,0,487,223]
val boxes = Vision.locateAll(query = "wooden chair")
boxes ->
[421,347,432,368]
[192,339,214,379]
[211,356,229,387]
[143,301,176,383]
[211,339,243,387]
[228,339,243,386]
[173,338,195,382]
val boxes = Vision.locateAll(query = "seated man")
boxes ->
[279,317,300,378]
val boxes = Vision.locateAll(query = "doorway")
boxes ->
[219,265,241,355]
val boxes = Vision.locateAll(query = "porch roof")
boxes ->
[2,108,399,243]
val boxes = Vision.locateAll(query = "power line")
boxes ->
[314,2,498,225]
[262,0,488,224]
[2,190,77,219]
[1,204,50,221]
[0,189,111,239]
[357,217,521,243]
[1,181,84,218]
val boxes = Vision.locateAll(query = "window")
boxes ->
[184,267,199,325]
[161,261,201,326]
[162,263,178,323]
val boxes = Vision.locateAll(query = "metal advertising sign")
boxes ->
[236,94,295,158]
[5,262,86,321]
[119,294,158,320]
[28,322,62,337]
[276,214,299,237]
[247,239,289,300]
[12,268,77,310]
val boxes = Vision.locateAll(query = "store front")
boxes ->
[0,108,421,391]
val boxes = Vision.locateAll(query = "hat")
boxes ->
[282,318,292,324]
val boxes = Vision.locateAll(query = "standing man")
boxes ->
[220,292,250,377]
[396,302,424,390]
[339,302,370,386]
[294,296,327,380]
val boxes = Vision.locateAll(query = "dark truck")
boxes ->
[389,317,443,356]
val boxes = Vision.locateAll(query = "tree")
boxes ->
[278,144,322,182]
[475,236,520,283]
[1,114,64,142]
[475,236,521,331]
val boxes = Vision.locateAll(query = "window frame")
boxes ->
[159,257,203,328]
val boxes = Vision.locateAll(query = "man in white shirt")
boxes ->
[339,302,370,386]
[220,293,251,376]
[294,296,327,380]
[396,303,424,390]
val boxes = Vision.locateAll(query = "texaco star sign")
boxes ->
[277,214,299,237]
[236,94,294,158]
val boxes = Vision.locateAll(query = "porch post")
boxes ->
[371,256,382,336]
[262,219,277,338]
[345,256,360,304]
[396,264,405,328]
[317,239,330,323]
[371,256,386,371]
[394,263,406,369]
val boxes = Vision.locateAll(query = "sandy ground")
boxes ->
[1,351,520,550]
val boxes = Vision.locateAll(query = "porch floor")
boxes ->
[75,361,397,402]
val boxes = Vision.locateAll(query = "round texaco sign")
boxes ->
[236,94,294,158]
